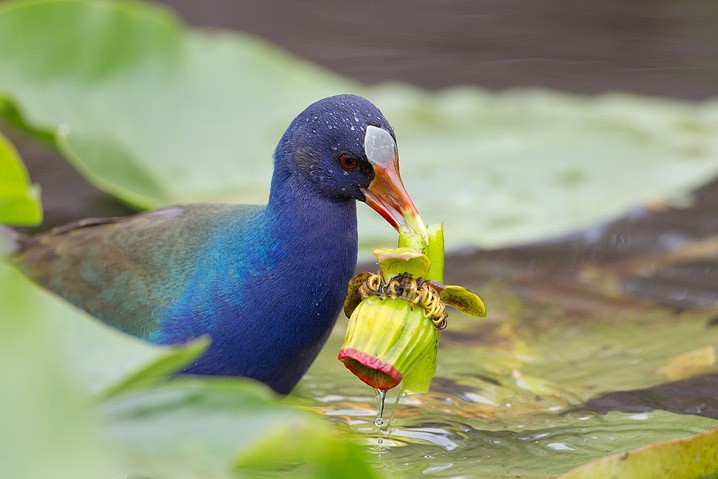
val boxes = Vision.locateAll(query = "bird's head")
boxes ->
[275,94,426,235]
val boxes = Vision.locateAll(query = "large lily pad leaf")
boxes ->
[100,379,379,479]
[0,259,113,479]
[2,0,718,252]
[365,87,718,250]
[559,427,718,479]
[0,262,204,397]
[0,0,351,207]
[0,129,41,225]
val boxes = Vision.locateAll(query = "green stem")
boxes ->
[397,223,445,282]
[424,224,444,282]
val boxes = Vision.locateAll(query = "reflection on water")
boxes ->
[294,288,718,478]
[299,368,715,477]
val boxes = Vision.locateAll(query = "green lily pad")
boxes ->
[654,346,717,382]
[0,130,41,226]
[0,260,112,479]
[100,379,379,479]
[0,0,351,208]
[559,427,718,479]
[363,87,718,251]
[0,262,204,397]
[3,0,718,252]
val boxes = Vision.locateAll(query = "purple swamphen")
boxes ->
[6,94,425,394]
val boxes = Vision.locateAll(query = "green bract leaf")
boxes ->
[559,427,718,479]
[400,333,438,394]
[0,130,41,225]
[441,285,487,317]
[373,247,431,280]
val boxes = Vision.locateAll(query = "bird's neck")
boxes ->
[262,166,358,326]
[163,167,360,392]
[266,168,357,241]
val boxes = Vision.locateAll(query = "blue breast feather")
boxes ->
[149,197,358,394]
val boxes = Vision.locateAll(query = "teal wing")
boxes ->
[15,204,261,338]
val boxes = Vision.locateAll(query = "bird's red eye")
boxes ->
[338,154,358,170]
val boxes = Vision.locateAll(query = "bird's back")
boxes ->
[15,204,263,338]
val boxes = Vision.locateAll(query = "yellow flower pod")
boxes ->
[338,296,438,390]
[338,223,485,393]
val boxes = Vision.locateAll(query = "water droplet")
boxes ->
[374,388,387,428]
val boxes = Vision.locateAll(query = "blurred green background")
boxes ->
[2,1,718,478]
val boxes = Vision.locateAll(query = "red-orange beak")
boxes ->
[361,126,426,236]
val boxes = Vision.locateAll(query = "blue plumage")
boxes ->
[15,94,423,394]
